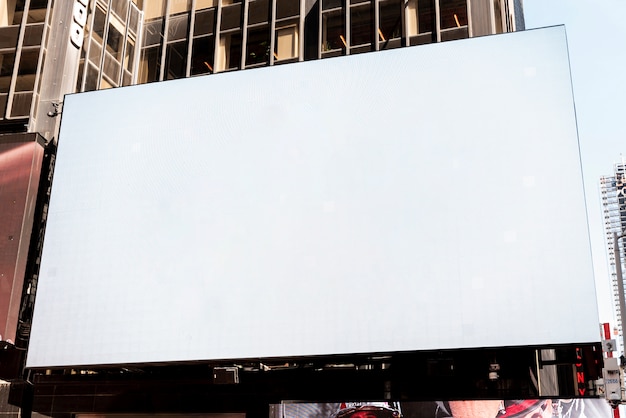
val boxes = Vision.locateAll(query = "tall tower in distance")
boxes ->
[601,158,626,355]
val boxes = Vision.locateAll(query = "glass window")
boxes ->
[165,40,187,79]
[322,0,343,10]
[26,0,47,23]
[124,38,135,70]
[10,92,32,117]
[493,0,503,34]
[0,26,19,48]
[418,0,434,33]
[89,39,102,65]
[193,8,215,36]
[15,49,40,92]
[274,24,298,61]
[218,31,241,71]
[106,22,124,60]
[112,0,128,21]
[220,4,242,31]
[84,63,99,91]
[92,6,106,43]
[167,12,190,41]
[23,23,44,46]
[276,0,299,19]
[139,45,161,83]
[245,25,270,66]
[378,0,402,41]
[322,9,345,52]
[0,51,15,93]
[350,3,372,47]
[143,18,165,46]
[190,35,215,75]
[103,52,121,82]
[248,0,269,25]
[439,0,467,29]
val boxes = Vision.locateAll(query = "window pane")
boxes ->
[143,18,165,46]
[379,0,402,41]
[220,4,242,31]
[418,0,434,33]
[196,0,217,11]
[322,10,345,51]
[106,22,124,60]
[350,4,372,46]
[274,24,298,61]
[0,52,15,93]
[245,26,270,66]
[167,12,190,41]
[112,0,128,21]
[93,7,106,42]
[193,9,215,36]
[10,92,32,117]
[15,49,40,92]
[248,0,269,25]
[165,40,187,79]
[440,0,467,29]
[190,36,215,75]
[322,0,343,10]
[84,64,99,91]
[139,45,161,83]
[0,26,19,48]
[26,0,47,23]
[23,24,44,46]
[219,32,241,70]
[124,39,135,70]
[276,0,299,19]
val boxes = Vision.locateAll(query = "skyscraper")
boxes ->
[601,159,626,355]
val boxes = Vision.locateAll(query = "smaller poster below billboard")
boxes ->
[271,399,613,418]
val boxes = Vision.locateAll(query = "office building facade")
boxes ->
[4,2,611,418]
[601,160,626,355]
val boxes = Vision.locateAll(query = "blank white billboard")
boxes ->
[27,26,600,368]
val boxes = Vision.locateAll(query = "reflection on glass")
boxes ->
[106,23,124,60]
[322,0,343,10]
[10,92,33,117]
[84,63,99,91]
[418,0,434,33]
[23,24,44,47]
[168,12,190,41]
[3,0,25,26]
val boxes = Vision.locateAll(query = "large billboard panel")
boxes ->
[27,26,600,368]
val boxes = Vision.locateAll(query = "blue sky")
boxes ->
[523,0,626,323]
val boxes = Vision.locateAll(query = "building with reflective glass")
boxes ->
[0,1,569,418]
